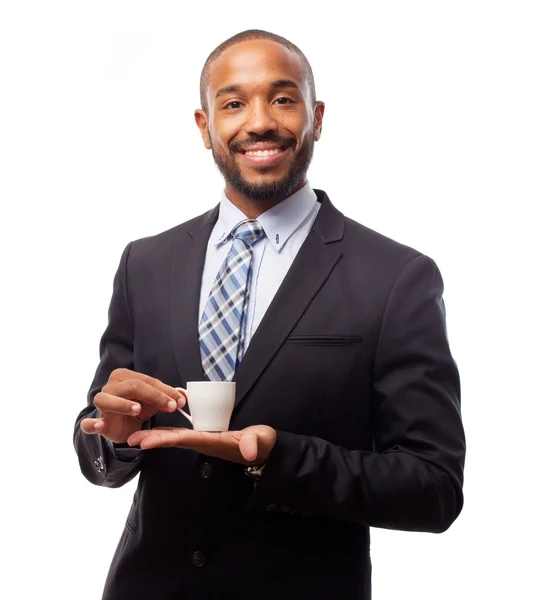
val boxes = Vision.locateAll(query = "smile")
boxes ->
[245,148,281,157]
[238,146,290,166]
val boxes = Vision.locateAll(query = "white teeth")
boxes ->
[245,148,281,156]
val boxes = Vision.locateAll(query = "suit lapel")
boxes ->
[233,190,345,409]
[171,205,219,385]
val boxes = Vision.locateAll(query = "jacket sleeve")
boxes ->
[73,242,144,488]
[245,254,466,533]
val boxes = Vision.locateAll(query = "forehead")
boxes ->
[207,39,307,98]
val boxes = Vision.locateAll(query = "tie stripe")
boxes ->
[199,219,265,381]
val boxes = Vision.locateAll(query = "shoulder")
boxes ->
[315,189,427,275]
[342,215,443,289]
[125,206,218,265]
[315,190,438,285]
[343,215,421,264]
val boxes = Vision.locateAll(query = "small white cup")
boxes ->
[175,381,236,431]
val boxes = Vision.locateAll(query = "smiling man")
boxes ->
[74,30,465,600]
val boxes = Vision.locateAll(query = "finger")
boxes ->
[175,388,187,407]
[127,428,190,447]
[108,368,139,382]
[107,370,184,408]
[80,417,106,435]
[139,429,187,449]
[239,432,259,463]
[93,392,142,416]
[141,374,186,407]
[133,429,210,450]
[150,426,191,432]
[127,430,153,446]
[103,379,180,412]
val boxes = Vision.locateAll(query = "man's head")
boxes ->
[195,30,324,206]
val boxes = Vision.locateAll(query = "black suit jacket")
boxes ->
[74,190,465,600]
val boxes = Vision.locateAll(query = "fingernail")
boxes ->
[167,400,176,410]
[93,422,101,429]
[131,404,140,413]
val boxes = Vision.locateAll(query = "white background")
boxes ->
[1,1,537,598]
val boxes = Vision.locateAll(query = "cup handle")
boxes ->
[175,387,192,424]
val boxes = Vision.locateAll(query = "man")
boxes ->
[74,29,465,600]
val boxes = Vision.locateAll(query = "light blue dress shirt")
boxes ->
[111,181,320,459]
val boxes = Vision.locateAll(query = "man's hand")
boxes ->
[126,425,277,465]
[79,369,185,444]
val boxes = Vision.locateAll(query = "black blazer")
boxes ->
[74,190,465,600]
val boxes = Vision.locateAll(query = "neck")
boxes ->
[224,179,306,219]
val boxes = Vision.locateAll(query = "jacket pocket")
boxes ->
[286,334,363,346]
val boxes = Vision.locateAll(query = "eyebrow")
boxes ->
[215,79,300,99]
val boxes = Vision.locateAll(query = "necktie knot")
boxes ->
[230,219,265,247]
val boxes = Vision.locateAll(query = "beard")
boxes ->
[209,128,315,203]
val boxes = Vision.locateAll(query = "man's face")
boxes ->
[195,40,324,203]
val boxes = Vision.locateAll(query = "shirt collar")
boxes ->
[210,181,318,253]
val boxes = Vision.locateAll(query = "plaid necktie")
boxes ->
[199,219,266,381]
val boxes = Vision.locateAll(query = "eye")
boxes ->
[224,101,242,110]
[274,97,295,105]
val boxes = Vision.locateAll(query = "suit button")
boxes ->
[200,462,213,479]
[191,551,207,567]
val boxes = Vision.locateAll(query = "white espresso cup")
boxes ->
[175,382,236,431]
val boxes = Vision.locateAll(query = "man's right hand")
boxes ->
[80,368,185,444]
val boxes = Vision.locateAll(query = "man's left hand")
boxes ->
[127,425,277,465]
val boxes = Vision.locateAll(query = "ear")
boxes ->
[194,109,212,149]
[313,101,325,141]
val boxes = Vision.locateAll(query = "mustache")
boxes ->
[230,135,297,154]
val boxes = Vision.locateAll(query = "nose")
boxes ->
[244,99,278,136]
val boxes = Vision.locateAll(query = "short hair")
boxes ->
[199,29,316,113]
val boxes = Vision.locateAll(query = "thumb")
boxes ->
[239,431,259,463]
